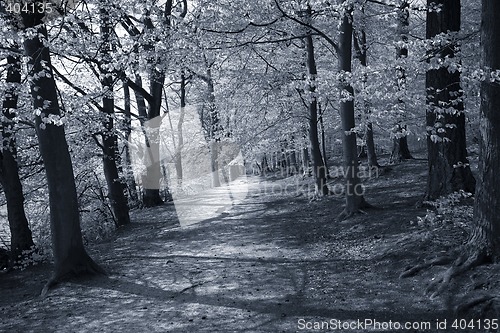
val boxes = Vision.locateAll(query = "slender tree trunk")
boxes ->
[99,7,130,227]
[318,107,331,177]
[174,71,186,184]
[305,7,328,195]
[206,65,221,188]
[425,0,475,200]
[338,4,367,218]
[467,0,500,262]
[353,9,379,168]
[22,14,103,292]
[122,82,140,204]
[0,53,35,262]
[391,0,413,163]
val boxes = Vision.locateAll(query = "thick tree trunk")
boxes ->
[22,15,103,291]
[140,3,173,207]
[425,0,475,200]
[305,9,328,195]
[132,75,163,207]
[469,0,500,261]
[100,7,130,226]
[0,54,35,262]
[338,5,367,217]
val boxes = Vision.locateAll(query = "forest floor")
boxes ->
[0,154,496,333]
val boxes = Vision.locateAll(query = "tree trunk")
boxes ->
[353,10,379,168]
[391,0,413,164]
[174,71,186,184]
[206,65,221,188]
[305,7,328,195]
[99,7,130,226]
[22,15,103,291]
[318,108,331,177]
[390,125,413,163]
[338,4,367,217]
[425,0,475,200]
[122,82,140,205]
[0,53,35,263]
[140,3,173,207]
[468,0,500,261]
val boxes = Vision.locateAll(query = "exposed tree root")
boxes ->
[402,247,489,300]
[400,255,455,278]
[41,255,106,297]
[337,198,375,221]
[455,292,496,317]
[425,250,488,299]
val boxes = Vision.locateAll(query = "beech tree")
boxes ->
[98,4,131,226]
[402,0,499,299]
[0,51,35,263]
[337,2,369,218]
[390,0,413,163]
[20,9,104,294]
[424,0,475,200]
[304,5,328,195]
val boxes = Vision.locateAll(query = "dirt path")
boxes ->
[0,159,471,332]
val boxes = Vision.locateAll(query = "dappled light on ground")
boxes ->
[0,157,476,332]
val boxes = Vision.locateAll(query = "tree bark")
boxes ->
[140,2,173,206]
[353,9,379,168]
[338,4,367,217]
[391,0,413,163]
[469,0,500,261]
[205,64,222,188]
[21,13,103,291]
[0,53,35,263]
[305,6,328,196]
[122,82,140,205]
[425,0,475,200]
[99,7,130,226]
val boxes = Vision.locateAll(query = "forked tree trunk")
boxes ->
[468,0,500,261]
[99,7,130,226]
[22,14,103,292]
[338,4,367,218]
[305,6,328,195]
[1,53,35,262]
[425,0,475,200]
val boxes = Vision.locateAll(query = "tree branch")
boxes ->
[273,0,339,54]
